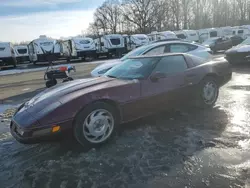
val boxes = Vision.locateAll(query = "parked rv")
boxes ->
[148,31,177,42]
[95,34,125,58]
[28,35,61,65]
[232,26,250,40]
[60,40,75,62]
[14,45,29,63]
[198,28,220,43]
[174,30,199,42]
[69,37,96,60]
[219,26,233,37]
[0,42,17,68]
[123,34,149,52]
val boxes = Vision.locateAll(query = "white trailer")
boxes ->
[198,28,220,43]
[95,34,125,58]
[174,30,199,42]
[0,42,17,68]
[233,26,250,39]
[14,45,29,63]
[219,26,233,37]
[123,34,150,52]
[28,35,61,65]
[60,40,76,62]
[148,31,177,41]
[70,37,96,60]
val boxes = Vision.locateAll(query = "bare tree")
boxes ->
[87,0,250,36]
[121,0,157,33]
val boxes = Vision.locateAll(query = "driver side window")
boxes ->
[153,55,188,75]
[144,45,165,56]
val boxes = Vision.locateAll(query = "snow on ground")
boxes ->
[0,59,118,76]
[0,104,20,115]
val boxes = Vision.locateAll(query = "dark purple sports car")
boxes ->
[11,53,232,147]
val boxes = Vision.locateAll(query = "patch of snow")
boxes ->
[0,104,20,114]
[0,59,118,76]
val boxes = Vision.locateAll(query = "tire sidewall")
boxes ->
[74,102,119,148]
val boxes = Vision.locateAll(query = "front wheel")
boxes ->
[196,77,219,108]
[74,102,118,148]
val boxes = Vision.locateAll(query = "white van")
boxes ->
[148,31,177,41]
[14,45,29,63]
[198,28,220,43]
[123,34,149,52]
[95,34,125,58]
[174,30,199,42]
[28,35,61,65]
[0,42,17,68]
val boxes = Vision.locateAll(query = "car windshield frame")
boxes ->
[104,57,161,80]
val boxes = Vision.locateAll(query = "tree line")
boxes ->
[87,0,250,37]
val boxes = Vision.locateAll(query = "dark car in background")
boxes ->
[229,35,244,46]
[225,37,250,64]
[202,37,232,53]
[10,53,232,148]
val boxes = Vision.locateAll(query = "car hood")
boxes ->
[226,45,250,54]
[23,77,119,114]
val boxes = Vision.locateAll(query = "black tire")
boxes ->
[33,61,37,65]
[73,102,119,148]
[195,76,219,108]
[45,79,57,88]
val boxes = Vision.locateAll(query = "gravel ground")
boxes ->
[1,58,250,188]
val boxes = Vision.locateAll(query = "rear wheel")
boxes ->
[196,77,219,108]
[74,102,118,148]
[45,79,57,88]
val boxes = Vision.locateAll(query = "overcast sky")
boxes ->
[0,0,104,42]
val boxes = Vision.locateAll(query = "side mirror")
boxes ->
[150,72,166,82]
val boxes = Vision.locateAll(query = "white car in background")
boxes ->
[91,41,213,77]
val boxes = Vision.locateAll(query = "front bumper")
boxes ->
[10,119,73,144]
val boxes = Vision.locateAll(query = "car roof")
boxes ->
[128,53,188,59]
[149,40,198,46]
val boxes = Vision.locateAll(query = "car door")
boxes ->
[140,55,190,113]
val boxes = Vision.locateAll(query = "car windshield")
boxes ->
[104,57,160,80]
[239,37,250,46]
[120,44,151,61]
